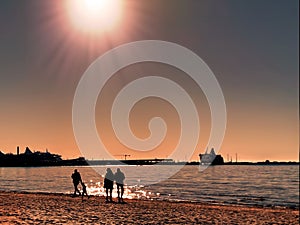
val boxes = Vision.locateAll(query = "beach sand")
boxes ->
[0,191,298,224]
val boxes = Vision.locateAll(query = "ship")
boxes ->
[199,147,224,165]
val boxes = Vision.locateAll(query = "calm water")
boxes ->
[0,165,298,208]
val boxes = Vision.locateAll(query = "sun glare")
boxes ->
[67,0,122,33]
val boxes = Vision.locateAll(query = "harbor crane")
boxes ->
[114,154,131,160]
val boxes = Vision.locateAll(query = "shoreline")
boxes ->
[1,191,299,224]
[1,189,299,210]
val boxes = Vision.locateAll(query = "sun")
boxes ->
[66,0,123,33]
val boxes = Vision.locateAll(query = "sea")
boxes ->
[0,165,298,209]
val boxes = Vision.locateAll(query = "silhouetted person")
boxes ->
[81,182,89,201]
[71,169,82,197]
[115,168,125,203]
[104,168,114,202]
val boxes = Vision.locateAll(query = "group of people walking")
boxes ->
[104,168,125,203]
[71,168,125,203]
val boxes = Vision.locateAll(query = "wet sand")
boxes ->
[0,191,298,224]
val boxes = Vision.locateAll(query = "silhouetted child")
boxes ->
[81,182,89,200]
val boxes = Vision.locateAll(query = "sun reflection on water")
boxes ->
[71,180,160,200]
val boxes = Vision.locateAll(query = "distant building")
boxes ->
[199,148,224,165]
[24,147,33,155]
[0,147,63,167]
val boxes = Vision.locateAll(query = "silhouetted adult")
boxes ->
[104,168,114,202]
[71,169,82,197]
[115,168,125,203]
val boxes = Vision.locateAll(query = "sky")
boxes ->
[0,0,298,162]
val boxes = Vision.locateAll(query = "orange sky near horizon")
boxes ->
[1,62,298,162]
